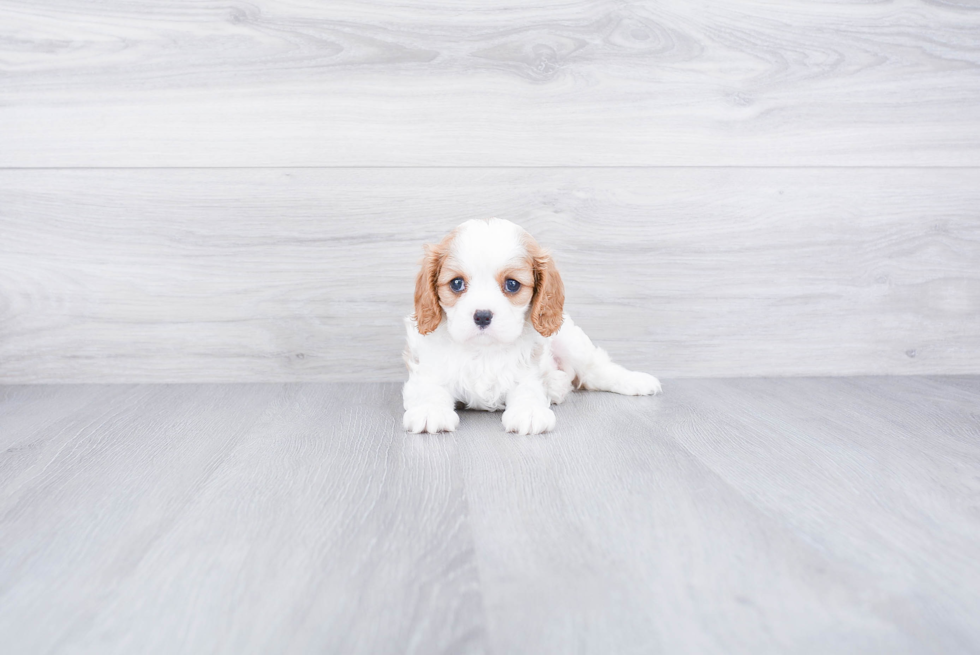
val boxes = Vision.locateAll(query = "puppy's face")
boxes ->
[413,218,564,345]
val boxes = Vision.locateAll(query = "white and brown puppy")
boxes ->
[403,218,661,435]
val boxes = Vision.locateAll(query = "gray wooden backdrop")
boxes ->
[1,0,979,383]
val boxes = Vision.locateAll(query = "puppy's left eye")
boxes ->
[504,279,521,293]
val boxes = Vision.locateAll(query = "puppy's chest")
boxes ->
[445,349,537,411]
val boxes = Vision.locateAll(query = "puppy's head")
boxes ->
[413,218,564,344]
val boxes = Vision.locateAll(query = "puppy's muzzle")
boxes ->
[473,310,493,329]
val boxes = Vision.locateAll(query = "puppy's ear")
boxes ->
[529,245,565,337]
[413,234,453,335]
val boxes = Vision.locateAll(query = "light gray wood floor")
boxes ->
[1,377,978,654]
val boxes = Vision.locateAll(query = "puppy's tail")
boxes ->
[551,316,662,396]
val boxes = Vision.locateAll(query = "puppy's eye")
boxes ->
[504,279,521,293]
[450,277,466,293]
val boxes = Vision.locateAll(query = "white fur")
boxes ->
[403,218,661,435]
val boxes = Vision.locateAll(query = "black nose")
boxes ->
[473,310,493,328]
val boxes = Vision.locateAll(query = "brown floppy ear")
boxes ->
[412,234,453,335]
[530,247,565,337]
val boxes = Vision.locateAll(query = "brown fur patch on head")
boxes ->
[413,230,456,335]
[496,264,535,307]
[523,233,565,336]
[436,261,468,308]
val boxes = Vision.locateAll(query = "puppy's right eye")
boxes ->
[450,277,466,293]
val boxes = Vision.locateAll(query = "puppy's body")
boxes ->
[404,316,568,412]
[403,218,660,435]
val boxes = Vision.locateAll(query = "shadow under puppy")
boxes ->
[403,218,661,435]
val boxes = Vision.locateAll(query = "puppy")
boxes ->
[402,218,661,435]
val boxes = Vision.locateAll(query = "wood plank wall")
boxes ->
[1,0,979,382]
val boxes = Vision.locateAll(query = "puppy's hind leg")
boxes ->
[551,316,662,396]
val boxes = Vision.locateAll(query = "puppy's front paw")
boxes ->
[610,371,662,396]
[403,406,459,433]
[502,405,556,435]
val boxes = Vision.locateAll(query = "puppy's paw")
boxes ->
[609,371,662,396]
[403,406,459,433]
[502,405,556,435]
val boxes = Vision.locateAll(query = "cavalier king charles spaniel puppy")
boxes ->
[403,217,661,435]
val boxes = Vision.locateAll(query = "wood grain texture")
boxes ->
[2,167,978,383]
[1,378,978,653]
[1,0,979,166]
[0,383,485,654]
[459,376,980,653]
